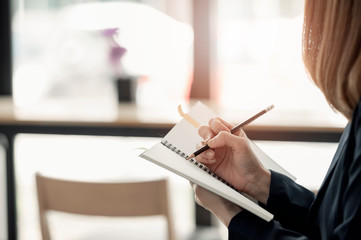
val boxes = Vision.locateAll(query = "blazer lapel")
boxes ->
[308,123,350,220]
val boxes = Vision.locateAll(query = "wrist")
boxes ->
[244,168,271,205]
[213,201,242,227]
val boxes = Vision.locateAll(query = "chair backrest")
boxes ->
[36,173,175,240]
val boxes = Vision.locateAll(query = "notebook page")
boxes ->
[163,101,217,156]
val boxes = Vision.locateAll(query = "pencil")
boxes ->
[186,104,274,160]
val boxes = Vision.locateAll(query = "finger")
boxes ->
[196,140,206,150]
[209,117,232,135]
[237,128,248,138]
[195,141,216,162]
[211,118,249,137]
[195,150,216,164]
[198,125,214,140]
[217,118,248,137]
[207,131,248,152]
[218,118,235,130]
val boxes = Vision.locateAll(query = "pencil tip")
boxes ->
[186,154,195,160]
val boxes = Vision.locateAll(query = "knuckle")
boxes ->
[218,131,229,138]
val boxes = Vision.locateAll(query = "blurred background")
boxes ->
[9,0,347,115]
[0,0,347,239]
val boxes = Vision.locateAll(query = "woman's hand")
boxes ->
[196,117,271,204]
[190,182,242,227]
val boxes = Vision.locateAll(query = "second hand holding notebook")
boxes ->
[139,102,296,222]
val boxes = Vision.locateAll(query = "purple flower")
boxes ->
[102,28,119,37]
[101,28,127,74]
[110,45,126,66]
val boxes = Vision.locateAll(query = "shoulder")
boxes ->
[351,98,361,133]
[347,98,361,169]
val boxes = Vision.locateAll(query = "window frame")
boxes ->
[0,0,12,96]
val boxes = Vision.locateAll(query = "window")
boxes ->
[11,0,193,120]
[218,1,305,107]
[215,0,346,124]
[0,0,11,95]
[187,0,347,128]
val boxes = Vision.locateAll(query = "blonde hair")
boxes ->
[303,0,361,120]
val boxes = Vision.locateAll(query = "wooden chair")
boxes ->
[35,173,176,240]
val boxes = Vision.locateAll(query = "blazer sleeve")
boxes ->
[228,211,310,240]
[265,170,315,233]
[228,170,315,239]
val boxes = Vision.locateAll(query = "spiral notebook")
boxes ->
[139,102,295,222]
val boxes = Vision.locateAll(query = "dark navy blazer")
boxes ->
[228,100,361,239]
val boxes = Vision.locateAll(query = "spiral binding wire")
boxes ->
[161,140,237,191]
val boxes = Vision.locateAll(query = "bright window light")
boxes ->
[217,0,339,117]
